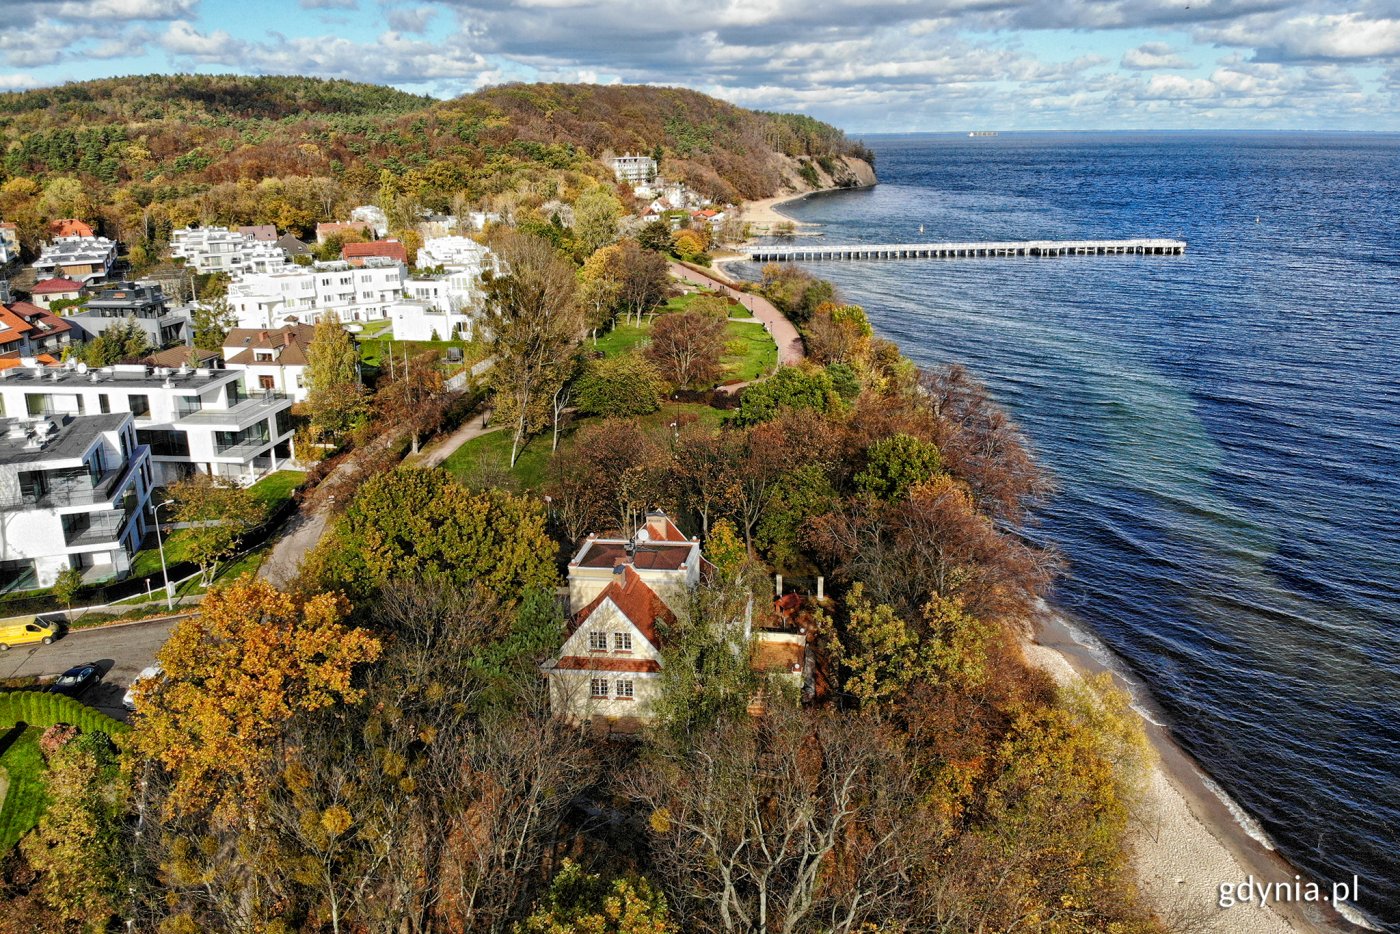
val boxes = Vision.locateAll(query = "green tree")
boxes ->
[306,467,557,602]
[572,186,623,257]
[854,432,942,500]
[519,860,676,934]
[733,366,832,425]
[20,732,128,929]
[131,577,381,825]
[77,317,151,366]
[637,219,674,254]
[168,473,265,584]
[305,311,367,443]
[703,517,747,578]
[51,565,83,610]
[191,297,236,351]
[574,354,662,417]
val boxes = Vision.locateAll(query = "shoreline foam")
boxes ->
[1030,608,1369,933]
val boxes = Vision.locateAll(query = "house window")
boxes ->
[588,632,607,651]
[614,632,632,652]
[258,375,275,390]
[128,394,150,417]
[590,679,609,698]
[98,393,110,414]
[617,680,634,699]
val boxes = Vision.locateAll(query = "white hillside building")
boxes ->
[388,237,500,341]
[172,227,289,275]
[227,259,406,329]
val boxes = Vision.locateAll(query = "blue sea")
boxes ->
[734,133,1400,930]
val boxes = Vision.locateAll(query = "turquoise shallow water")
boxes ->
[733,132,1400,930]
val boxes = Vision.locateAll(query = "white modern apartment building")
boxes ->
[608,153,657,186]
[32,236,118,284]
[226,259,407,329]
[388,238,500,341]
[171,227,290,275]
[0,411,152,589]
[0,360,295,489]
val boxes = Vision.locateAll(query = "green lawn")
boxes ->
[593,316,774,387]
[0,726,47,850]
[250,469,305,511]
[357,318,394,338]
[358,337,485,370]
[440,428,553,490]
[722,321,777,382]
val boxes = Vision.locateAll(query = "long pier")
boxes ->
[748,238,1186,262]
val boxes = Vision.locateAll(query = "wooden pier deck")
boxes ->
[748,238,1186,263]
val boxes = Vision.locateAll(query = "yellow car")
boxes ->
[0,615,63,651]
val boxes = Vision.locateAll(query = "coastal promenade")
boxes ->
[749,238,1186,262]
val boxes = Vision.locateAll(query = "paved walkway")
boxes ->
[668,262,804,366]
[412,409,500,468]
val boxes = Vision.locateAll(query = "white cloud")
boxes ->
[1122,42,1193,70]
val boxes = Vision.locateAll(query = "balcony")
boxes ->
[0,458,142,513]
[177,390,290,429]
[63,509,131,548]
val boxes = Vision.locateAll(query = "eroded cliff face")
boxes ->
[769,153,877,195]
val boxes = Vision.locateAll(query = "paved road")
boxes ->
[412,408,500,469]
[669,261,805,366]
[0,615,186,721]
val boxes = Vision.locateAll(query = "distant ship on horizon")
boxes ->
[968,130,998,138]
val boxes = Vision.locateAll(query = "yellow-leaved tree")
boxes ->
[131,576,381,825]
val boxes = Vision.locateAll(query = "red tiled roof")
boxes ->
[0,353,59,370]
[0,304,35,341]
[6,301,72,336]
[49,218,94,238]
[553,656,662,673]
[570,564,674,648]
[342,240,407,265]
[0,222,16,229]
[29,277,82,295]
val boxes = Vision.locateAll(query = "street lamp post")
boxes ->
[152,499,176,611]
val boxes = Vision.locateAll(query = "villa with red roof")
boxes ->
[28,276,83,309]
[545,510,810,727]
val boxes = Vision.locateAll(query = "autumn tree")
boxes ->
[575,354,663,417]
[20,732,129,929]
[167,473,265,584]
[671,425,740,539]
[546,418,669,540]
[573,185,623,256]
[614,239,671,325]
[520,860,676,934]
[646,309,727,389]
[305,311,368,443]
[305,467,557,602]
[578,246,624,331]
[805,303,872,367]
[373,346,448,454]
[131,577,381,824]
[482,230,583,466]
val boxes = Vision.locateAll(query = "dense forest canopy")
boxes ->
[0,75,871,254]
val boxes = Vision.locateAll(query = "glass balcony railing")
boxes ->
[0,460,139,513]
[62,509,130,547]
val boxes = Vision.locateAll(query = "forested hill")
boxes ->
[0,75,872,250]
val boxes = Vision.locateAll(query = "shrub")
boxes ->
[575,355,663,417]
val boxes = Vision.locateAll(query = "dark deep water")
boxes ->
[734,133,1400,930]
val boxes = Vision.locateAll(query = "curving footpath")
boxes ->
[668,261,804,366]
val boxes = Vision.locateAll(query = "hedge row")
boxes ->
[0,691,127,736]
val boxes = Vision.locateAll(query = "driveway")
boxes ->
[0,615,187,721]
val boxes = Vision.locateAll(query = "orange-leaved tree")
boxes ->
[131,576,381,826]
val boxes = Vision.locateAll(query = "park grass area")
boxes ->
[0,726,47,850]
[358,337,485,370]
[440,428,552,490]
[592,322,650,359]
[721,321,777,382]
[356,319,394,338]
[249,469,305,511]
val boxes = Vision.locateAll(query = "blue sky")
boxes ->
[4,0,1399,132]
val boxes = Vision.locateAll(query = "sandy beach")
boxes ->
[1027,613,1366,934]
[739,191,821,231]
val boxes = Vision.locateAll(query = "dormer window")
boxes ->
[254,350,274,361]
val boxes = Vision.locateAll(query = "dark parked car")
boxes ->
[46,662,103,697]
